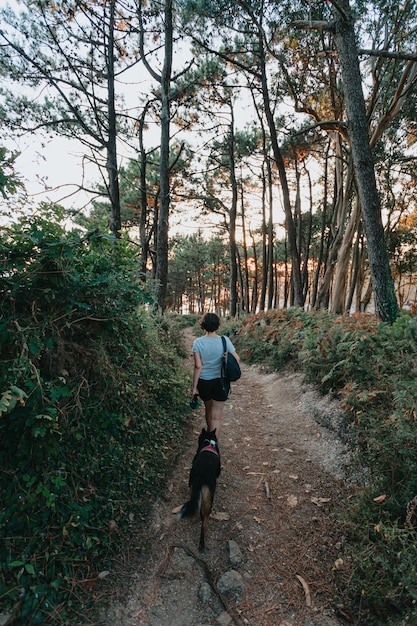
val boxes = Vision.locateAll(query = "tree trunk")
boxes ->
[311,139,331,308]
[258,37,303,307]
[259,158,268,312]
[250,228,259,313]
[266,153,274,310]
[106,0,121,238]
[301,163,313,303]
[240,183,250,313]
[346,220,363,313]
[155,0,173,312]
[138,107,149,277]
[333,0,398,323]
[228,117,239,317]
[330,198,361,314]
[316,138,351,310]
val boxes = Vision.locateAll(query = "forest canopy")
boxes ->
[1,0,417,318]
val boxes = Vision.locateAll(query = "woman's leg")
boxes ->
[209,400,225,438]
[203,399,212,430]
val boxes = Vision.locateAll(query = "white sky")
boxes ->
[0,0,293,237]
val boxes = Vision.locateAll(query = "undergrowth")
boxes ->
[0,206,191,624]
[233,309,417,624]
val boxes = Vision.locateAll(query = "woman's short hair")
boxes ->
[200,312,220,332]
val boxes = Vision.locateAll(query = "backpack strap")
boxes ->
[221,335,228,361]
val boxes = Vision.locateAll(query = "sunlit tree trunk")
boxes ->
[311,139,331,309]
[266,153,274,310]
[259,158,268,312]
[316,137,352,309]
[250,228,259,313]
[240,183,250,313]
[330,198,361,313]
[346,221,363,313]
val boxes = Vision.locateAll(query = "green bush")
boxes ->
[232,309,417,624]
[0,207,191,624]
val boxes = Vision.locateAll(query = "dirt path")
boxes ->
[101,329,353,626]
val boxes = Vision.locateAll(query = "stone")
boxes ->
[198,581,212,603]
[228,539,243,565]
[217,569,244,596]
[216,611,233,625]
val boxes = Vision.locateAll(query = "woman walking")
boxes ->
[191,313,240,438]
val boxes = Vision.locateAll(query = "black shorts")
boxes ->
[197,377,230,402]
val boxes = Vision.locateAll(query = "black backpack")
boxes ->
[221,336,242,382]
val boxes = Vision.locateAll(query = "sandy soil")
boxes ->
[99,329,354,626]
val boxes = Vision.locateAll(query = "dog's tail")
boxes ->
[178,485,202,519]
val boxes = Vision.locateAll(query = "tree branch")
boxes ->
[358,48,417,62]
[290,20,335,33]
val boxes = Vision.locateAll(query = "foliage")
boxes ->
[0,146,22,198]
[0,207,191,624]
[167,233,230,313]
[232,309,417,623]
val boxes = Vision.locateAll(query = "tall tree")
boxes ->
[293,0,400,322]
[332,0,399,323]
[0,0,137,236]
[138,0,196,311]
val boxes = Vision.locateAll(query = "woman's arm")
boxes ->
[225,336,240,363]
[192,351,202,396]
[232,350,240,363]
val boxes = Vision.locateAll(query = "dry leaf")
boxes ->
[171,505,182,514]
[373,494,387,504]
[211,512,229,521]
[311,497,331,506]
[287,495,298,507]
[295,574,312,607]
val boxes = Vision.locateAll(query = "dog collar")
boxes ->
[200,441,219,455]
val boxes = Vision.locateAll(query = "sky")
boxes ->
[9,135,93,207]
[0,0,291,237]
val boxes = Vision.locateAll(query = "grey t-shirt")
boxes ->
[192,335,236,380]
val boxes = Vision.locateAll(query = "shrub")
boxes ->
[232,308,417,623]
[0,207,191,624]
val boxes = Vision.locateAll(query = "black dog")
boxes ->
[179,428,221,551]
